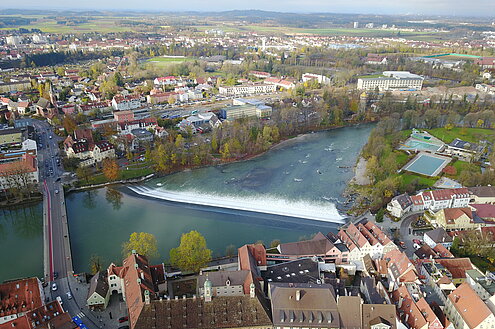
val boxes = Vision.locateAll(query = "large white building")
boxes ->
[357,71,424,91]
[218,83,276,96]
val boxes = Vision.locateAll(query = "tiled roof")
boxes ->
[448,282,493,328]
[0,301,75,329]
[435,258,473,279]
[133,293,272,329]
[0,278,43,318]
[442,207,473,224]
[278,232,335,255]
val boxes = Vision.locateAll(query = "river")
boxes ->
[0,124,373,281]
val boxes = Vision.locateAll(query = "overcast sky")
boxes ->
[1,0,494,17]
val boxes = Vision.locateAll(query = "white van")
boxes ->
[56,296,63,305]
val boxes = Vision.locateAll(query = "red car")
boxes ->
[119,316,128,323]
[412,239,422,245]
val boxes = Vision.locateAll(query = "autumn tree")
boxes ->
[122,232,159,259]
[62,115,77,135]
[89,254,103,275]
[102,158,120,181]
[170,230,212,273]
[76,166,91,183]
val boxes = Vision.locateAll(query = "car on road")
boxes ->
[412,239,422,245]
[118,316,128,323]
[51,283,57,291]
[399,241,406,249]
[55,190,59,194]
[66,291,72,299]
[53,272,58,279]
[49,135,52,139]
[56,296,63,305]
[413,243,421,250]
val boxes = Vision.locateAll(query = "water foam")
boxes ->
[128,186,345,224]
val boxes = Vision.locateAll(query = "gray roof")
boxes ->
[448,138,479,151]
[262,258,320,285]
[269,282,340,328]
[197,270,250,288]
[425,228,453,244]
[87,271,109,300]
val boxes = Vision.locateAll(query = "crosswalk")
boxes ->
[75,312,86,318]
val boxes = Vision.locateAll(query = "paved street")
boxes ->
[28,119,105,329]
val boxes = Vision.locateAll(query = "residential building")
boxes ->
[0,301,76,329]
[468,186,495,204]
[361,304,398,329]
[357,71,423,91]
[391,284,444,329]
[275,232,350,264]
[197,270,252,297]
[0,278,44,325]
[444,282,495,329]
[365,54,388,65]
[218,83,276,96]
[117,117,158,135]
[384,249,419,289]
[111,94,142,111]
[420,261,456,303]
[424,228,454,249]
[64,130,115,167]
[435,258,474,285]
[393,188,471,215]
[302,73,331,85]
[269,282,340,329]
[87,271,110,310]
[475,57,495,69]
[114,110,135,123]
[465,269,495,313]
[0,153,39,190]
[387,194,413,218]
[426,208,484,231]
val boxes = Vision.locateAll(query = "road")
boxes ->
[28,119,93,326]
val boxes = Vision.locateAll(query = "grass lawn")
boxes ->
[427,127,495,144]
[85,167,154,186]
[400,173,437,188]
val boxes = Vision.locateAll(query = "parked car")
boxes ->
[119,316,129,323]
[66,291,72,300]
[51,283,57,291]
[53,272,58,279]
[399,241,406,249]
[56,296,63,305]
[412,239,422,245]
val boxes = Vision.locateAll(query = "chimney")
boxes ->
[296,290,301,301]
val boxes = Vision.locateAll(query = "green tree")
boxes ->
[169,230,212,273]
[270,239,281,248]
[122,232,159,259]
[375,208,384,222]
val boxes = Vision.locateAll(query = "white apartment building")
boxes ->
[357,71,424,91]
[219,83,276,96]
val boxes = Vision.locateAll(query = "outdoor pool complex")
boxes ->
[400,139,443,152]
[402,153,451,176]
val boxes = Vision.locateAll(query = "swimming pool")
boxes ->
[399,139,443,152]
[402,153,451,177]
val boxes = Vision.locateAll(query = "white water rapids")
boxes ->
[128,186,346,224]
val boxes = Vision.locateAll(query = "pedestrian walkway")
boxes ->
[75,312,86,318]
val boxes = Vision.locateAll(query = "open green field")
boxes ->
[195,24,446,40]
[0,16,138,33]
[427,127,495,144]
[146,56,194,67]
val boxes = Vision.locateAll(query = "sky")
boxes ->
[1,0,494,17]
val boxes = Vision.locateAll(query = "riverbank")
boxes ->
[0,194,43,209]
